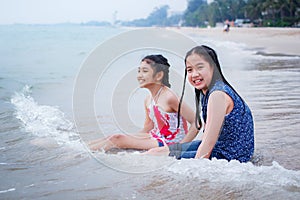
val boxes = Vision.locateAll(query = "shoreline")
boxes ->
[172,27,300,56]
[3,24,299,55]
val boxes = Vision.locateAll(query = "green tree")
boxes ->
[182,0,299,27]
[260,0,300,26]
[122,5,170,27]
[147,5,169,26]
[184,0,208,26]
[244,0,263,20]
[124,0,300,27]
[186,0,206,13]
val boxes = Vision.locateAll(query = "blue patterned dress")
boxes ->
[169,81,254,162]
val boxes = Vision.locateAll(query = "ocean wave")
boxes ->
[0,188,16,194]
[92,151,175,173]
[10,85,82,149]
[205,39,300,60]
[167,158,300,188]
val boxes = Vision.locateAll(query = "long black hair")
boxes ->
[177,45,245,129]
[141,55,171,88]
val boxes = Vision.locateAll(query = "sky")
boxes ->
[0,0,188,24]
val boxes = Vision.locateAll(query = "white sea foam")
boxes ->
[253,53,300,60]
[92,151,175,173]
[0,163,9,165]
[205,38,300,60]
[92,149,300,188]
[11,85,82,149]
[167,158,300,188]
[0,188,16,194]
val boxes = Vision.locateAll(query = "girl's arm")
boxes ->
[195,91,233,159]
[168,95,199,143]
[139,96,154,133]
[178,101,199,143]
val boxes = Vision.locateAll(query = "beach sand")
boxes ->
[173,27,300,56]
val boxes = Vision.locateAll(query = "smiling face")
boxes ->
[137,61,160,88]
[186,53,214,94]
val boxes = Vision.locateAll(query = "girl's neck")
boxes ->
[149,84,164,99]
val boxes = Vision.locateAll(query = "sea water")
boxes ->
[0,25,300,199]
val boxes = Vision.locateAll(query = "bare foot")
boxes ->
[143,146,170,156]
[88,139,106,151]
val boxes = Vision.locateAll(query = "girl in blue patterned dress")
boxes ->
[147,46,254,162]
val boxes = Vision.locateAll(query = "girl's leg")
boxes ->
[181,140,201,151]
[88,138,102,146]
[169,150,197,159]
[89,133,158,151]
[89,137,109,151]
[143,140,202,158]
[168,140,202,159]
[168,140,201,151]
[89,135,113,151]
[143,145,170,156]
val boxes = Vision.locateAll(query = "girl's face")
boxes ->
[186,53,214,94]
[137,61,158,88]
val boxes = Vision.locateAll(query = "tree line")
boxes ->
[123,0,300,27]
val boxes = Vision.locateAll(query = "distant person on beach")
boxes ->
[223,23,230,32]
[89,55,199,152]
[146,46,254,163]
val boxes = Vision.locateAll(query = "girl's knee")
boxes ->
[108,134,126,147]
[109,134,124,141]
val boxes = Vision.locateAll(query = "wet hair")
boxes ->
[177,45,245,129]
[141,54,171,88]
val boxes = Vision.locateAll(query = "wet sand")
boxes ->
[173,27,300,56]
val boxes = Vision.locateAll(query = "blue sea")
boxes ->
[0,24,300,199]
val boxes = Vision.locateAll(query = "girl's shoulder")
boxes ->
[209,81,234,97]
[163,87,180,103]
[155,87,179,113]
[144,94,152,107]
[210,81,226,92]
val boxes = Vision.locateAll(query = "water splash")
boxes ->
[10,85,81,148]
[167,158,300,188]
[92,151,175,173]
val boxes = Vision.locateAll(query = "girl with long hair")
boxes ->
[89,54,198,152]
[147,46,254,162]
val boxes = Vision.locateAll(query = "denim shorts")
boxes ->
[168,140,202,159]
